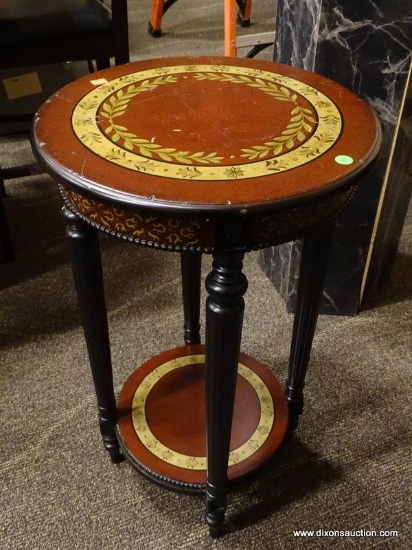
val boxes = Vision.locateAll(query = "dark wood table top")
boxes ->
[32,56,381,217]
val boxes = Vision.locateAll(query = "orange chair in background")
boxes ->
[148,0,252,57]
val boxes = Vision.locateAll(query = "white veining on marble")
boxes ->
[275,0,322,71]
[318,4,412,123]
[268,0,412,313]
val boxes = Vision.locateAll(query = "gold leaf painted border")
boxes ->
[131,354,275,470]
[72,64,342,181]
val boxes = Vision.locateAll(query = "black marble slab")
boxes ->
[259,0,412,314]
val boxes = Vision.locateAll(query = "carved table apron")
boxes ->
[31,56,381,536]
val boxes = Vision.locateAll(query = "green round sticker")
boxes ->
[335,155,354,165]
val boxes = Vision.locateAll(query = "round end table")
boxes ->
[31,56,381,536]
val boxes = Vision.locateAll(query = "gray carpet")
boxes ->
[1,1,411,548]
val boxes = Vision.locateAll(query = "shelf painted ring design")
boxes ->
[72,64,342,181]
[131,354,275,470]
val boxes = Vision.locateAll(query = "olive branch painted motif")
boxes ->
[100,72,320,165]
[193,72,317,159]
[100,75,223,165]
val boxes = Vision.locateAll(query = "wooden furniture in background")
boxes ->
[0,0,129,70]
[0,0,129,261]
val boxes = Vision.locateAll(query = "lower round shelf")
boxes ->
[116,345,288,493]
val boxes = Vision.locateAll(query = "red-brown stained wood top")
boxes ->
[32,56,381,215]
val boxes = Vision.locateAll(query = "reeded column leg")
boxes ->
[180,251,201,344]
[286,222,335,436]
[62,207,122,463]
[204,250,248,537]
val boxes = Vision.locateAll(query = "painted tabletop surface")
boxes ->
[32,56,381,214]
